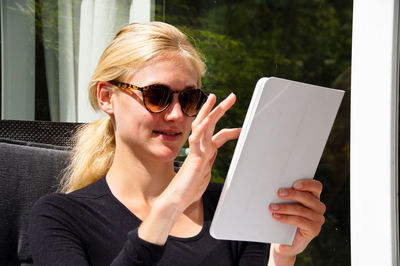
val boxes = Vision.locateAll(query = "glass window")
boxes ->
[157,1,352,265]
[1,0,153,122]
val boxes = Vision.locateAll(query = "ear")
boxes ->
[97,81,115,115]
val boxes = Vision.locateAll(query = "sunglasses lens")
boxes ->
[142,84,207,116]
[180,89,207,116]
[143,85,171,112]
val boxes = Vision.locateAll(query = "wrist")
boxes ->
[268,245,296,266]
[152,195,183,221]
[138,198,183,245]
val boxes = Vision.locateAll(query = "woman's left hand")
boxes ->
[268,179,326,264]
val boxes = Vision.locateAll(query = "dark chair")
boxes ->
[0,120,81,265]
[0,120,183,265]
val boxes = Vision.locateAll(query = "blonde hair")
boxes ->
[60,22,206,193]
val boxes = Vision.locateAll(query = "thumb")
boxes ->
[212,128,241,148]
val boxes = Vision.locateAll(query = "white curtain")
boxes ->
[40,0,82,122]
[1,0,35,120]
[41,0,153,122]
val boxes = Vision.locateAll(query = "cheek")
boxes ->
[113,97,153,135]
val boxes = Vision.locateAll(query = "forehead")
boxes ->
[128,54,199,89]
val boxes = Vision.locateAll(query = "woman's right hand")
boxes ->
[164,93,240,212]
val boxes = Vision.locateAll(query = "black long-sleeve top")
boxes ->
[29,177,269,265]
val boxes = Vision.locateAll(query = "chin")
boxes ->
[153,147,180,162]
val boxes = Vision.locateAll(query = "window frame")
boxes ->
[351,0,399,265]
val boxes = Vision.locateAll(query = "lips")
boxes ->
[153,130,182,136]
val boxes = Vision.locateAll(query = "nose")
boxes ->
[163,94,184,121]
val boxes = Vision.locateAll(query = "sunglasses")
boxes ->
[110,81,208,117]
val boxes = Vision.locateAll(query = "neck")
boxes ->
[106,142,177,202]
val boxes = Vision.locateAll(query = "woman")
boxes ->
[29,22,325,265]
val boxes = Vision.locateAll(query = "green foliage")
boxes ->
[157,0,352,264]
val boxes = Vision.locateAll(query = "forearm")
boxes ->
[267,245,296,266]
[138,196,183,245]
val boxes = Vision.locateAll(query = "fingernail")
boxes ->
[273,213,281,218]
[293,182,303,189]
[270,204,279,211]
[279,189,288,197]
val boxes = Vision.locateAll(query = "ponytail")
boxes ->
[59,117,115,193]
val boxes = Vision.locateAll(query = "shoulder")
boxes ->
[31,193,72,214]
[29,178,110,241]
[30,193,80,225]
[29,193,79,238]
[31,177,107,217]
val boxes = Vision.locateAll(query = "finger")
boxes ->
[193,94,216,127]
[207,93,236,127]
[200,93,237,143]
[212,128,241,148]
[271,213,322,237]
[292,179,323,199]
[277,189,326,215]
[188,116,211,146]
[269,203,325,225]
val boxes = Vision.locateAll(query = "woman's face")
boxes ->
[110,54,198,162]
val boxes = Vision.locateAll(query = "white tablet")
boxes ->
[210,77,344,245]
